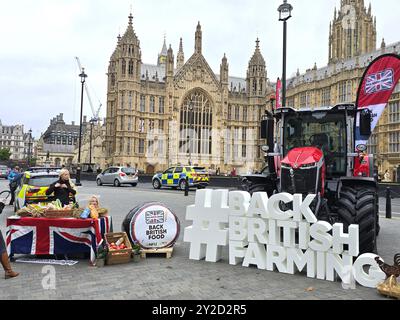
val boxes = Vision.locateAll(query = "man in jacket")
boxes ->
[7,166,22,206]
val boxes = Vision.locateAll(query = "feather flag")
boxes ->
[355,54,400,149]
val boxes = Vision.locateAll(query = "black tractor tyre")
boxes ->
[336,185,378,254]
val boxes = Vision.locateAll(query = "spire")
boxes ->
[195,21,202,54]
[177,37,185,70]
[249,38,265,67]
[121,11,139,45]
[368,2,371,15]
[166,44,174,77]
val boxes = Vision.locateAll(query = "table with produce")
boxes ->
[6,200,113,264]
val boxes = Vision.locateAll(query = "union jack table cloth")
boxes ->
[6,216,113,264]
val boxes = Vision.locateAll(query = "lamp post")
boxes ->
[278,0,293,108]
[27,128,32,168]
[76,68,87,186]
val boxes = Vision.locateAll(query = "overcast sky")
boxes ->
[0,0,398,138]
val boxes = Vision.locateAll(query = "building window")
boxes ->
[389,101,400,124]
[128,91,133,110]
[111,74,115,87]
[138,139,145,154]
[339,81,352,103]
[158,139,164,156]
[149,120,155,131]
[368,134,378,155]
[242,145,246,158]
[179,90,213,155]
[243,106,247,122]
[159,97,165,113]
[321,87,331,106]
[138,119,145,133]
[300,92,307,108]
[140,95,146,112]
[128,60,134,76]
[389,132,400,153]
[159,120,164,131]
[127,117,132,131]
[242,128,247,142]
[121,60,126,76]
[150,96,155,113]
[120,92,125,109]
[228,105,232,120]
[235,105,240,121]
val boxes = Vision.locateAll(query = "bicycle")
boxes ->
[0,190,11,214]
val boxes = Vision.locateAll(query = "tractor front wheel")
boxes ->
[336,185,378,254]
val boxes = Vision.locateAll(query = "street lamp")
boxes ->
[278,0,293,108]
[76,68,87,186]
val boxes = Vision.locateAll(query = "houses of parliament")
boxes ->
[101,0,400,178]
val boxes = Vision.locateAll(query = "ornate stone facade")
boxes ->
[286,0,400,181]
[104,14,273,174]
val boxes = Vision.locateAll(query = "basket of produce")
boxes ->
[104,232,132,265]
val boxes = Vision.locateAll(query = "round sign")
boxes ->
[122,202,180,249]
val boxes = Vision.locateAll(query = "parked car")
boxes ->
[96,167,138,187]
[152,166,209,190]
[15,169,75,212]
[0,165,9,179]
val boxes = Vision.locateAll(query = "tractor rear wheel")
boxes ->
[336,185,378,254]
[240,178,269,195]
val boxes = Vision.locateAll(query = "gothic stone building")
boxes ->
[286,0,400,181]
[104,15,273,174]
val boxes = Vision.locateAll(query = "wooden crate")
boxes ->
[140,247,173,259]
[104,232,132,265]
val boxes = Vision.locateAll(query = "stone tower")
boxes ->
[329,0,376,63]
[246,38,267,98]
[158,35,168,66]
[176,38,185,70]
[105,12,141,158]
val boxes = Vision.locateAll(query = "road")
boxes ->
[0,179,400,301]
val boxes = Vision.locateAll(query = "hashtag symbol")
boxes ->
[184,189,230,262]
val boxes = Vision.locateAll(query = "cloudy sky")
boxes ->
[0,0,398,138]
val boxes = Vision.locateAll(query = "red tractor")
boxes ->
[241,104,379,254]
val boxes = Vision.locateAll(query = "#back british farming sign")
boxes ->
[183,190,386,288]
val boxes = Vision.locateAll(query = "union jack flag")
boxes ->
[145,210,165,224]
[364,69,394,94]
[6,216,112,264]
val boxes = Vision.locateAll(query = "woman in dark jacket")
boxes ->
[45,169,77,206]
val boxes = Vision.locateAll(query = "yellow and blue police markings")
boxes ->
[153,167,208,189]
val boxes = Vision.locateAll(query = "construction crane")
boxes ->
[75,57,102,123]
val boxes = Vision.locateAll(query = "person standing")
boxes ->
[7,166,22,206]
[45,169,77,206]
[0,231,19,279]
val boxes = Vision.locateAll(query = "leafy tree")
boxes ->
[0,148,11,161]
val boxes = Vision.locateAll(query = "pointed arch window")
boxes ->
[179,90,212,155]
[128,60,134,76]
[121,59,126,76]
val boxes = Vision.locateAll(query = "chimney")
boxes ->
[83,116,87,123]
[72,121,75,126]
[60,113,64,120]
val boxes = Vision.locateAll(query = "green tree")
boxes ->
[0,148,11,161]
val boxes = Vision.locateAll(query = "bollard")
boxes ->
[386,187,392,219]
[184,176,189,196]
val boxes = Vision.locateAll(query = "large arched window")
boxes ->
[179,90,212,155]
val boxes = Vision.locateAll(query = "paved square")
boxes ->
[0,180,399,300]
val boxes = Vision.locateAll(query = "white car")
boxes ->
[96,167,138,187]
